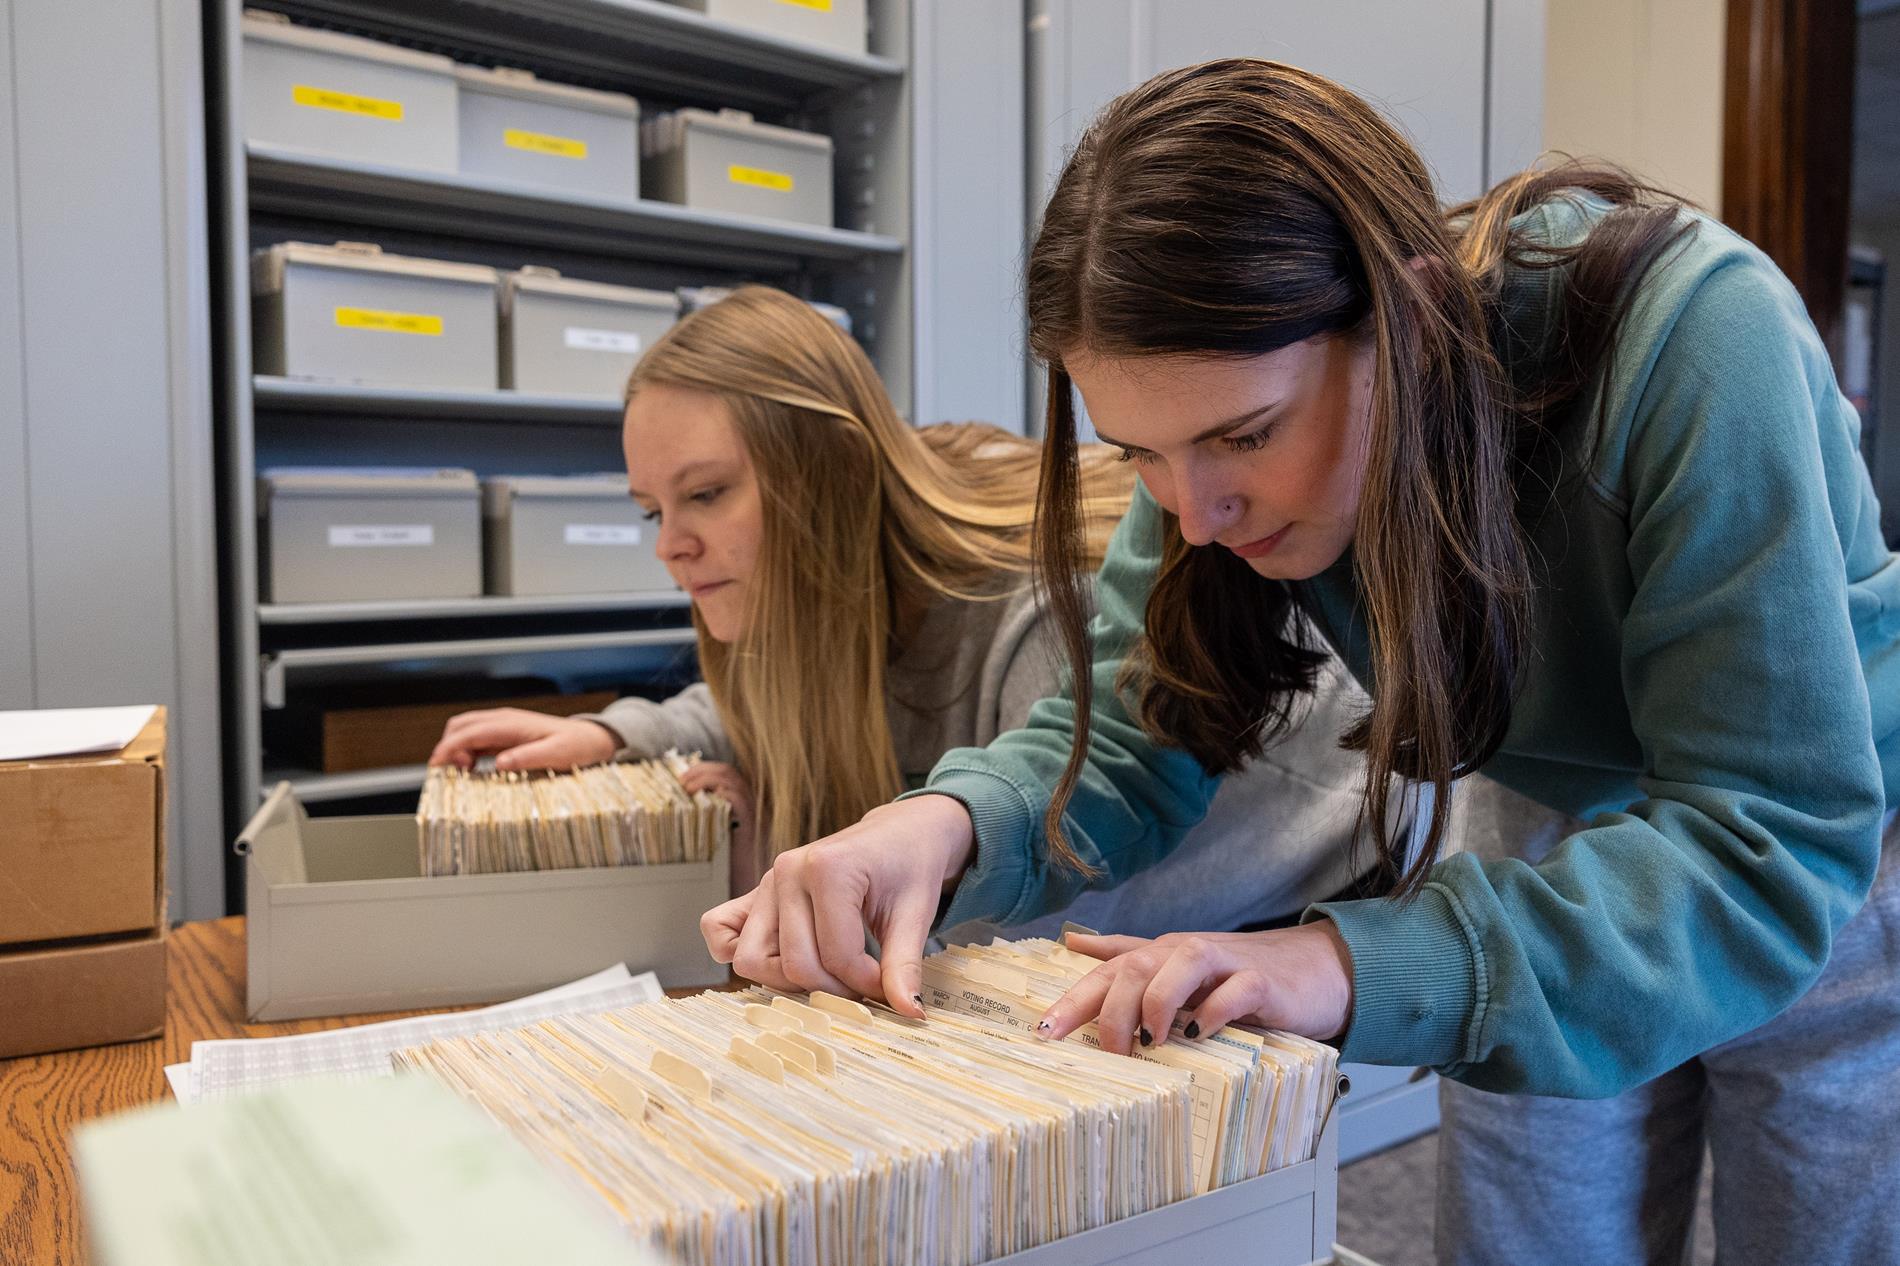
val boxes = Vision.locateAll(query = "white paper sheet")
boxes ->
[0,705,157,761]
[167,963,660,1104]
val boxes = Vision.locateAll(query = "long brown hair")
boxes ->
[628,286,1133,862]
[1029,59,1694,896]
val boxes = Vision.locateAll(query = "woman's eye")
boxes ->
[639,508,660,523]
[689,486,725,505]
[1222,425,1276,454]
[1113,447,1157,465]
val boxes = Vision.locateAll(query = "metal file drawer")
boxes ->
[241,9,457,172]
[252,241,500,391]
[500,268,680,397]
[482,474,674,598]
[641,108,833,227]
[259,467,483,604]
[455,65,641,200]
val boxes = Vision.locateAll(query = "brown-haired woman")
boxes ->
[432,285,1383,930]
[703,65,1900,1263]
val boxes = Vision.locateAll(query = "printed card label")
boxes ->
[563,327,642,354]
[504,128,588,159]
[564,524,642,546]
[328,524,434,547]
[334,307,445,336]
[728,164,794,192]
[292,84,404,120]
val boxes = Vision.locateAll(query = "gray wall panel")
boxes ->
[1487,0,1548,185]
[9,0,219,920]
[0,0,35,709]
[912,0,1026,431]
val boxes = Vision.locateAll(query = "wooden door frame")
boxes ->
[1723,0,1859,352]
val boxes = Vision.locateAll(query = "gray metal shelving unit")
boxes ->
[210,0,914,872]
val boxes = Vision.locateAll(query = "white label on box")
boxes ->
[565,524,642,546]
[563,327,643,354]
[328,524,435,547]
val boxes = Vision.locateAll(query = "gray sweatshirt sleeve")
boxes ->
[981,584,1091,744]
[573,683,737,765]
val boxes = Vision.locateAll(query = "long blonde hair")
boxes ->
[628,286,1133,861]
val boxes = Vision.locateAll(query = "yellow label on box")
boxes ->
[728,164,794,192]
[503,128,589,159]
[292,84,404,121]
[334,306,444,336]
[777,0,834,9]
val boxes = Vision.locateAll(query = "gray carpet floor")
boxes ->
[1335,1130,1716,1266]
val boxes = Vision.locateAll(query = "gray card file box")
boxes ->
[678,284,851,333]
[483,474,674,597]
[253,241,500,390]
[238,783,729,1020]
[666,0,867,56]
[641,108,833,227]
[241,10,458,172]
[500,268,679,396]
[455,65,641,200]
[258,467,483,604]
[985,1084,1343,1266]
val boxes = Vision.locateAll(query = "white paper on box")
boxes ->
[563,523,642,546]
[327,524,435,547]
[562,326,642,353]
[0,705,157,761]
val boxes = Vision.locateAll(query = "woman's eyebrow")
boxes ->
[627,459,728,499]
[1094,401,1284,450]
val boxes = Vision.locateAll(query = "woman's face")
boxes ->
[1066,334,1375,580]
[623,383,764,643]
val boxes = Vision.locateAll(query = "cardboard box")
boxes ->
[240,783,728,1020]
[0,929,167,1059]
[0,708,166,947]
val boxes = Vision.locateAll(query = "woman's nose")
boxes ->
[1175,486,1244,547]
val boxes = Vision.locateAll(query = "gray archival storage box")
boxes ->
[499,268,679,396]
[641,108,833,228]
[258,468,483,604]
[668,0,868,56]
[677,284,852,333]
[238,784,729,1020]
[241,9,458,172]
[253,241,500,391]
[483,474,675,597]
[455,65,641,200]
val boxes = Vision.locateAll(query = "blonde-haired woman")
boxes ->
[433,285,1382,927]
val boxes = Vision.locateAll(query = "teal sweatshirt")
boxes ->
[913,197,1900,1097]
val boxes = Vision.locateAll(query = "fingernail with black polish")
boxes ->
[1034,1019,1053,1039]
[1183,1020,1201,1040]
[1138,1026,1153,1048]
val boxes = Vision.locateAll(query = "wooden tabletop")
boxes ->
[0,917,717,1266]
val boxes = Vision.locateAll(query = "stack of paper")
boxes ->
[166,964,664,1104]
[417,750,729,876]
[393,940,1337,1266]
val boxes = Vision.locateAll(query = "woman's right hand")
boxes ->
[428,708,619,772]
[700,794,976,1018]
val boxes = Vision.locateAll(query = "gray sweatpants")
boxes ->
[1435,779,1900,1266]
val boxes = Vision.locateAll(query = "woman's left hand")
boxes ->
[677,761,762,894]
[1043,923,1356,1055]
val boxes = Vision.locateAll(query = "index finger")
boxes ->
[700,890,752,965]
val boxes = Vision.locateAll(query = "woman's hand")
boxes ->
[677,761,762,894]
[699,794,976,1017]
[428,708,619,772]
[1042,924,1356,1054]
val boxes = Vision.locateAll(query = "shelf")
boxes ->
[260,626,697,707]
[259,591,690,625]
[247,145,905,271]
[265,763,431,803]
[263,0,903,110]
[252,376,629,426]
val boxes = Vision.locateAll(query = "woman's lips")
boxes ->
[1226,525,1290,559]
[687,580,731,598]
